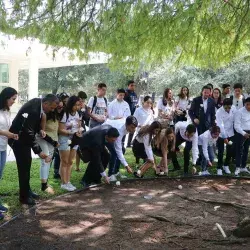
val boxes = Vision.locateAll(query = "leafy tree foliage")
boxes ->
[1,0,250,72]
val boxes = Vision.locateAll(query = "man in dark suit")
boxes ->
[189,85,216,135]
[9,94,59,205]
[72,125,120,187]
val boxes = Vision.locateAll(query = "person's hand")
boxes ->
[224,139,229,144]
[56,142,60,148]
[208,161,213,167]
[39,152,48,159]
[76,132,82,137]
[244,133,250,139]
[125,166,133,174]
[103,176,110,184]
[40,130,46,138]
[45,156,52,163]
[115,117,123,120]
[12,134,19,140]
[95,117,104,123]
[194,118,200,125]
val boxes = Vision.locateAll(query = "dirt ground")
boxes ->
[0,178,250,250]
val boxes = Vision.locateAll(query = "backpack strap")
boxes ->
[104,97,108,107]
[91,96,97,113]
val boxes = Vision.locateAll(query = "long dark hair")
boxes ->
[47,100,64,122]
[0,87,17,111]
[154,127,176,153]
[162,88,173,106]
[212,88,222,105]
[178,86,189,99]
[138,121,162,145]
[65,96,80,121]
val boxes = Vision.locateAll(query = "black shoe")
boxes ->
[54,173,61,179]
[0,212,4,220]
[184,172,189,177]
[19,197,36,206]
[127,144,132,148]
[29,191,40,200]
[80,180,91,188]
[0,204,8,213]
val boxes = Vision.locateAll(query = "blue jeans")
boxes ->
[0,151,7,179]
[198,145,215,171]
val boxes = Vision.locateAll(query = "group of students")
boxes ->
[0,80,250,219]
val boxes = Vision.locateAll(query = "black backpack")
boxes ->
[91,96,108,113]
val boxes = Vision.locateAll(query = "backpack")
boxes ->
[91,96,108,113]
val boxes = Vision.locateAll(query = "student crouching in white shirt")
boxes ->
[234,97,250,175]
[198,126,220,176]
[216,98,237,175]
[108,88,131,120]
[104,116,138,182]
[175,122,199,176]
[133,121,162,178]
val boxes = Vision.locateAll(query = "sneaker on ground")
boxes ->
[223,166,231,174]
[109,175,117,182]
[235,168,241,176]
[201,171,207,176]
[61,184,75,192]
[240,167,250,174]
[214,158,218,163]
[0,204,8,213]
[205,170,211,175]
[67,182,77,190]
[217,169,223,176]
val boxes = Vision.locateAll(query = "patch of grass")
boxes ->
[0,148,249,219]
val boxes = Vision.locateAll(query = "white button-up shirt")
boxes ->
[233,95,244,110]
[198,130,218,161]
[216,106,236,138]
[203,98,208,113]
[175,121,199,164]
[133,107,154,127]
[108,99,131,120]
[234,107,250,136]
[114,124,129,167]
[135,134,154,161]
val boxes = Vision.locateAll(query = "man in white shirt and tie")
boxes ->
[104,116,138,181]
[175,122,199,176]
[216,98,237,175]
[234,97,250,175]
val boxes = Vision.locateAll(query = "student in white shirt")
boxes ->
[174,86,191,123]
[133,96,154,156]
[133,121,162,178]
[157,88,175,127]
[230,83,245,110]
[234,97,250,175]
[0,87,18,219]
[87,83,108,128]
[105,116,137,181]
[198,126,220,176]
[216,98,237,175]
[108,88,131,120]
[175,122,199,176]
[58,96,83,192]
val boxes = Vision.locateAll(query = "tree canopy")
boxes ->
[1,0,250,72]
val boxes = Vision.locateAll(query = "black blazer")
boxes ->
[188,96,216,133]
[9,98,43,154]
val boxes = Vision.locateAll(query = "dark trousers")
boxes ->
[175,132,192,174]
[53,149,60,175]
[106,142,125,176]
[235,132,250,169]
[81,148,110,185]
[217,136,235,169]
[11,141,32,200]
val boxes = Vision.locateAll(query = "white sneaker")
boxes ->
[214,158,218,163]
[61,184,74,192]
[109,175,117,182]
[240,168,250,174]
[217,169,223,176]
[115,172,128,179]
[205,170,211,175]
[67,182,76,190]
[201,171,208,176]
[223,166,231,174]
[235,168,241,176]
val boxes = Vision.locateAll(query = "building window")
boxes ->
[0,64,9,84]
